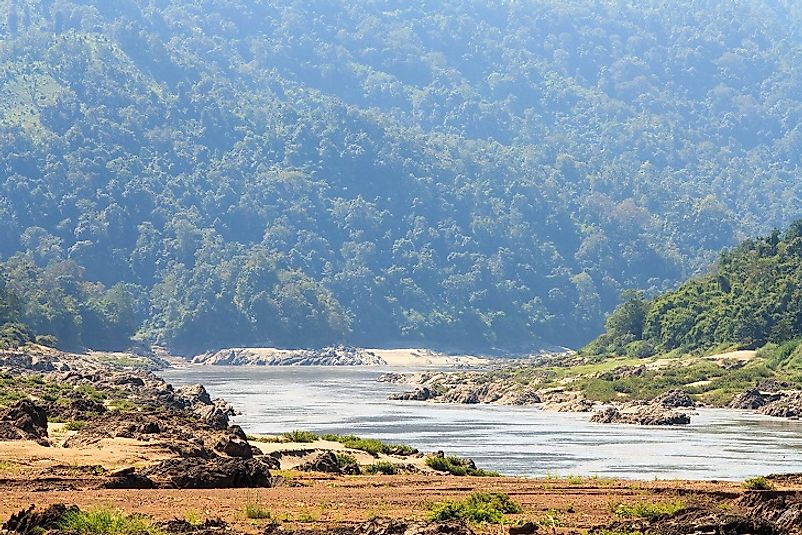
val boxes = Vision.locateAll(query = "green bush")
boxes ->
[743,476,775,490]
[243,502,272,520]
[611,500,684,519]
[319,433,416,457]
[64,420,87,431]
[425,455,500,477]
[60,508,161,535]
[282,430,318,443]
[365,461,398,475]
[428,492,523,524]
[335,452,358,467]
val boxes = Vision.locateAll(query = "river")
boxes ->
[160,365,802,480]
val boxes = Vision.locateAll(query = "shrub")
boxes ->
[60,508,160,535]
[427,492,522,524]
[319,433,416,457]
[611,500,684,519]
[425,455,500,477]
[282,430,318,443]
[243,502,272,520]
[743,476,775,490]
[64,420,87,431]
[365,461,398,475]
[335,452,358,468]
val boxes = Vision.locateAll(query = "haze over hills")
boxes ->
[1,0,802,354]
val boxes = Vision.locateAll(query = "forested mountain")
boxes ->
[1,0,802,353]
[587,220,802,357]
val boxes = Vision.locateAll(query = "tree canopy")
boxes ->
[1,0,802,353]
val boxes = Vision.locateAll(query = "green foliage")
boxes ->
[425,455,500,477]
[588,222,802,355]
[611,500,685,519]
[427,492,523,524]
[282,430,318,443]
[3,1,802,353]
[64,420,87,431]
[743,477,775,490]
[364,461,398,475]
[335,452,359,468]
[320,434,416,457]
[59,508,161,535]
[243,502,273,520]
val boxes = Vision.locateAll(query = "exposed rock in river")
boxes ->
[193,345,387,366]
[590,403,691,426]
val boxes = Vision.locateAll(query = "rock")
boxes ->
[590,404,691,425]
[175,384,213,407]
[0,399,48,442]
[193,346,387,366]
[389,387,438,401]
[194,401,234,430]
[355,518,474,535]
[509,522,539,535]
[759,391,802,419]
[739,490,802,531]
[298,451,341,474]
[730,388,772,409]
[594,507,785,535]
[654,389,695,409]
[141,457,273,488]
[156,518,239,535]
[102,472,156,489]
[215,436,254,458]
[505,389,541,405]
[2,504,79,534]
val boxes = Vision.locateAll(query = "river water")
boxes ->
[160,366,802,480]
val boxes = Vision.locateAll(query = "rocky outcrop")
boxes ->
[739,491,802,532]
[759,391,802,419]
[2,504,79,535]
[594,507,785,535]
[354,517,475,535]
[140,457,273,488]
[654,389,695,409]
[297,451,342,474]
[193,346,387,366]
[0,399,49,443]
[590,404,691,426]
[730,388,776,409]
[389,386,439,401]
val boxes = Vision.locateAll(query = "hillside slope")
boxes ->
[2,1,802,352]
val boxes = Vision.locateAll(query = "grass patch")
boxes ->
[427,492,522,524]
[425,455,500,477]
[320,433,416,457]
[64,420,87,431]
[243,502,272,520]
[283,430,318,443]
[743,476,775,490]
[611,500,685,519]
[60,507,161,535]
[364,461,398,475]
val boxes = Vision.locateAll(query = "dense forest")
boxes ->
[1,0,802,353]
[587,220,802,357]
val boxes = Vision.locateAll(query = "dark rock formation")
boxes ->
[215,435,254,458]
[141,457,273,488]
[298,451,342,474]
[759,391,802,419]
[390,387,438,401]
[654,389,695,409]
[354,517,475,535]
[0,399,48,443]
[2,504,78,535]
[509,522,539,535]
[594,507,785,535]
[590,404,690,426]
[739,491,802,531]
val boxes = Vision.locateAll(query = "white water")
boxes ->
[160,366,802,480]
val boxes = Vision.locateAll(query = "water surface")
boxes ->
[161,366,802,480]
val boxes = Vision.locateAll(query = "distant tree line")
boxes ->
[1,1,802,353]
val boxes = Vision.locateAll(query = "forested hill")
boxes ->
[1,1,802,354]
[586,220,802,357]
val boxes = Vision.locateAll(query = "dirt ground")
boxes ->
[0,472,762,534]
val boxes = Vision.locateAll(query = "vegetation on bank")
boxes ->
[587,221,802,358]
[425,455,501,477]
[276,430,417,457]
[427,492,523,524]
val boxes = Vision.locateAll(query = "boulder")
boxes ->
[0,399,48,442]
[729,388,771,409]
[594,507,784,535]
[2,504,79,535]
[654,389,695,409]
[355,517,474,535]
[298,451,341,474]
[215,436,253,458]
[509,522,539,535]
[389,387,438,401]
[759,391,802,419]
[590,404,690,426]
[141,457,273,488]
